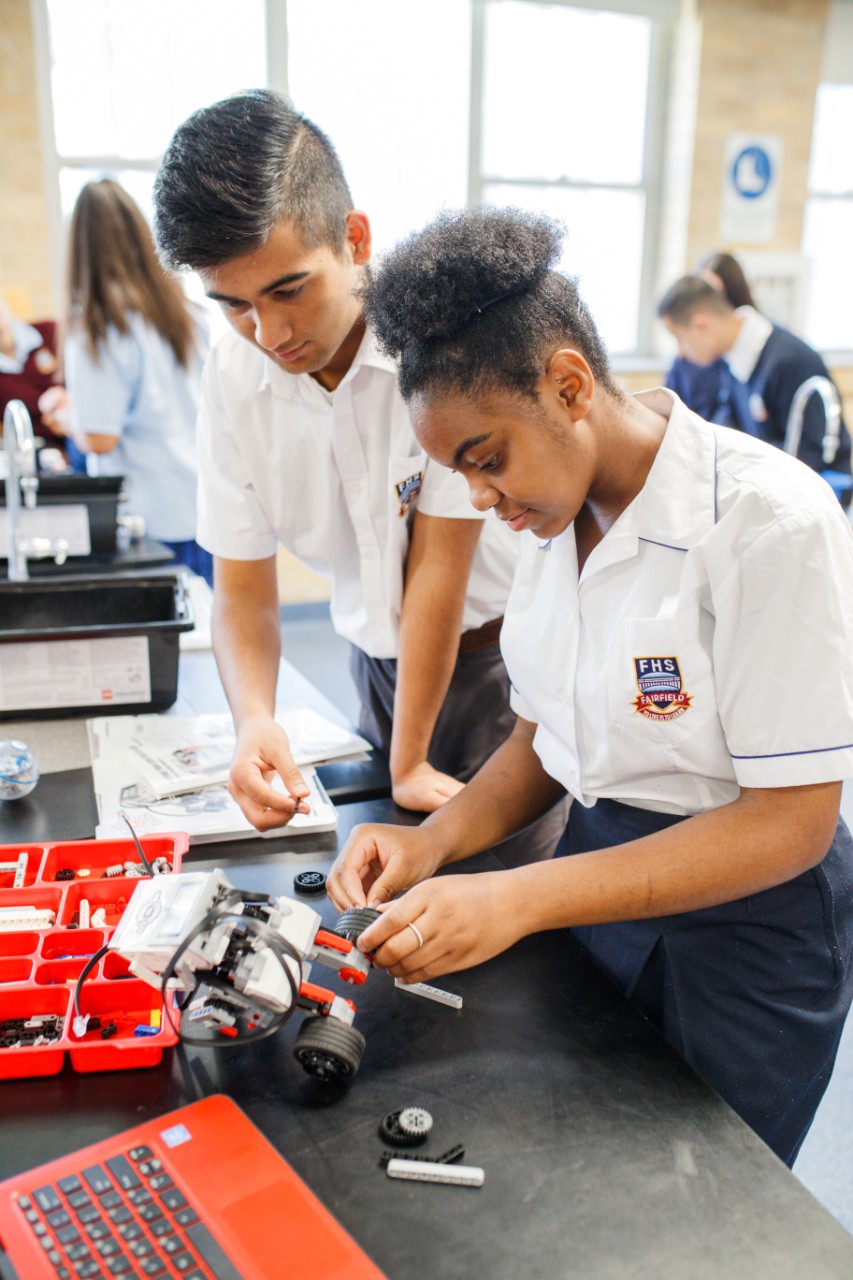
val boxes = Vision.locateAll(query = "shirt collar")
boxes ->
[0,320,42,374]
[723,305,772,382]
[257,323,395,398]
[624,387,718,551]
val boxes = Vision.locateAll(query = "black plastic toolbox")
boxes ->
[0,572,193,719]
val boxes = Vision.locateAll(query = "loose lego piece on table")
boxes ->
[378,1110,428,1148]
[386,1158,484,1188]
[293,871,327,895]
[394,979,463,1010]
[398,1107,433,1139]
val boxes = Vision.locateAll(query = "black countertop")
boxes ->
[1,800,852,1279]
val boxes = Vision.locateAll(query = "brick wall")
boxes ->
[687,0,830,265]
[0,0,53,320]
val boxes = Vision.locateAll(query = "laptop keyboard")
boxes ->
[14,1146,241,1280]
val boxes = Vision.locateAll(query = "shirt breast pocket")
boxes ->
[607,616,718,752]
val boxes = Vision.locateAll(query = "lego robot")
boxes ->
[107,869,379,1082]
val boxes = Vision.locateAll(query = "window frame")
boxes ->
[32,0,673,357]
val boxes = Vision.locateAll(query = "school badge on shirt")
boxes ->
[632,657,692,721]
[395,470,423,517]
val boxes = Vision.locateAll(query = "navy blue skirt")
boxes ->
[564,798,853,1166]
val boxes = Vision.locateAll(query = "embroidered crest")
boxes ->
[395,470,422,517]
[632,656,692,721]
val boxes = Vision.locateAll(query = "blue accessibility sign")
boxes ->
[731,145,773,200]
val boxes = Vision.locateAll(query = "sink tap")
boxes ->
[3,399,69,581]
[784,376,842,466]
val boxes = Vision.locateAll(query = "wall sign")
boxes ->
[719,133,782,243]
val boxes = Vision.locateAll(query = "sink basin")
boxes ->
[0,572,193,719]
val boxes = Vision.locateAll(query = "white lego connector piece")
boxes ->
[72,1013,90,1037]
[0,906,55,931]
[78,898,91,930]
[13,852,27,888]
[394,979,463,1009]
[386,1159,484,1188]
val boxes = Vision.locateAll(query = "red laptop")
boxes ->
[0,1094,387,1279]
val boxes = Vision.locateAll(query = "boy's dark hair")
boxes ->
[153,89,354,271]
[657,275,734,326]
[362,206,622,404]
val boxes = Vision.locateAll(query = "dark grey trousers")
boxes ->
[349,643,568,866]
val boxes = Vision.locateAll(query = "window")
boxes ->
[802,83,853,352]
[38,0,669,355]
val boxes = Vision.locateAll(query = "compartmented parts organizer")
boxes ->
[0,834,187,1079]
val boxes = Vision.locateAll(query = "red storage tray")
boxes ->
[0,833,186,1080]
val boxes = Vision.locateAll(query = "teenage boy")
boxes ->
[658,275,851,478]
[154,90,560,855]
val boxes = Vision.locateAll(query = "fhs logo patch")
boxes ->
[632,656,692,721]
[395,471,423,517]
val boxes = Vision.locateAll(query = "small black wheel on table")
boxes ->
[293,1015,366,1081]
[334,906,381,942]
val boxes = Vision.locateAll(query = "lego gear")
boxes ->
[293,871,327,895]
[335,906,381,942]
[398,1107,433,1138]
[292,1015,365,1082]
[378,1110,428,1148]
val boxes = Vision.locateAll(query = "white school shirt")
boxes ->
[502,388,853,816]
[65,312,207,542]
[196,327,517,658]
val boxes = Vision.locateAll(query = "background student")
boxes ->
[49,179,212,582]
[0,295,64,445]
[664,250,756,423]
[153,90,565,858]
[327,206,853,1169]
[658,272,852,481]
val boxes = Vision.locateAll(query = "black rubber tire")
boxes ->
[293,1016,366,1081]
[335,906,381,942]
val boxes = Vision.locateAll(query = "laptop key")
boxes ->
[160,1189,186,1212]
[68,1192,92,1211]
[172,1253,196,1273]
[78,1207,101,1225]
[173,1209,198,1228]
[161,1236,182,1255]
[100,1193,122,1211]
[81,1167,113,1197]
[118,1223,143,1243]
[107,1208,132,1226]
[56,1225,81,1246]
[105,1157,141,1192]
[185,1223,244,1280]
[106,1257,132,1275]
[127,1146,152,1162]
[73,1262,102,1279]
[47,1210,71,1230]
[86,1222,111,1241]
[58,1176,82,1196]
[139,1259,166,1277]
[33,1185,62,1213]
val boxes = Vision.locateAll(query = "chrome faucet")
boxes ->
[784,376,842,465]
[3,399,68,581]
